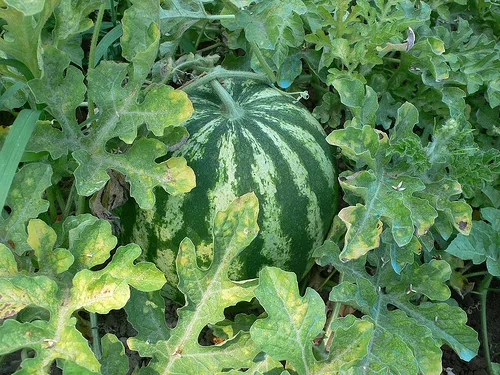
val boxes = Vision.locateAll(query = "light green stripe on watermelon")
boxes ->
[254,108,335,190]
[250,118,323,241]
[119,79,338,298]
[209,131,239,224]
[178,118,221,162]
[241,127,290,265]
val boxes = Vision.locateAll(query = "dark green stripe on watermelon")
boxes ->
[120,79,338,291]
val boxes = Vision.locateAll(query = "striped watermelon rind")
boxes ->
[120,78,338,293]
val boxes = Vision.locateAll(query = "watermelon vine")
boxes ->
[1,1,499,374]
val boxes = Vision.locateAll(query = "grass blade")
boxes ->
[94,24,123,67]
[0,109,40,208]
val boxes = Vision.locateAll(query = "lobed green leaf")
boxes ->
[446,207,500,276]
[318,241,479,374]
[26,0,196,210]
[128,193,262,374]
[0,163,52,255]
[0,215,166,372]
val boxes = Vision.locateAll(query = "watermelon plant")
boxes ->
[0,1,499,375]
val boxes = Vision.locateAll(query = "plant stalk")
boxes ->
[109,0,117,26]
[46,186,58,222]
[318,269,337,291]
[76,194,86,215]
[324,274,343,351]
[250,42,276,83]
[479,274,494,375]
[210,79,241,119]
[90,312,102,359]
[325,300,342,352]
[196,41,222,54]
[87,3,106,120]
[463,271,489,278]
[62,180,76,220]
[181,67,271,93]
[194,21,208,51]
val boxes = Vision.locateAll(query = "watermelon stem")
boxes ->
[181,66,271,93]
[250,42,277,84]
[210,79,243,119]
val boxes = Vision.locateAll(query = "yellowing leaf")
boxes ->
[0,215,166,372]
[127,193,262,374]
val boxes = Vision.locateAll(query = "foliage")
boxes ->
[316,240,479,374]
[1,0,499,374]
[0,212,165,372]
[446,207,500,276]
[125,193,261,374]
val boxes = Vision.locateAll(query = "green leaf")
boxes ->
[249,267,374,375]
[251,267,326,374]
[121,0,160,75]
[210,313,258,340]
[321,241,479,374]
[0,163,52,255]
[160,0,219,44]
[446,207,500,276]
[52,0,102,65]
[67,218,117,272]
[92,243,166,292]
[330,78,379,127]
[27,1,196,210]
[222,0,307,67]
[27,219,74,275]
[0,244,18,277]
[327,96,473,262]
[277,55,302,88]
[62,361,101,375]
[0,318,100,372]
[125,288,170,343]
[99,333,129,375]
[0,0,58,77]
[487,79,500,108]
[0,215,166,373]
[71,271,131,314]
[53,0,102,41]
[303,0,431,79]
[0,275,58,318]
[323,316,374,373]
[128,193,262,374]
[4,0,45,16]
[215,353,286,375]
[27,46,87,159]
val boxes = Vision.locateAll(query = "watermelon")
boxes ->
[120,78,337,293]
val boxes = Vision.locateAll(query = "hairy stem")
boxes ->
[90,312,102,359]
[181,66,270,93]
[479,274,494,375]
[197,41,223,54]
[76,195,86,215]
[250,42,276,83]
[324,274,343,351]
[463,271,489,278]
[62,180,76,220]
[87,3,106,120]
[210,79,241,119]
[318,269,337,291]
[46,186,58,222]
